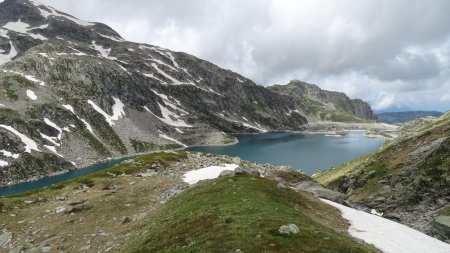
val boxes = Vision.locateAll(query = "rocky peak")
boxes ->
[269,80,377,122]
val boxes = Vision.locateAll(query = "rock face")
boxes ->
[269,80,377,122]
[321,112,450,242]
[0,0,309,185]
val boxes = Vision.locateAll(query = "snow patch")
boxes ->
[216,113,267,133]
[44,118,63,141]
[0,150,20,159]
[62,104,95,135]
[30,0,94,26]
[183,164,239,185]
[175,128,184,134]
[159,133,187,147]
[321,199,450,253]
[44,145,63,157]
[97,33,125,42]
[80,119,94,134]
[26,90,37,100]
[62,104,75,114]
[0,160,8,167]
[0,29,18,66]
[87,97,125,126]
[142,72,166,84]
[0,125,39,153]
[2,19,48,40]
[1,69,45,86]
[91,41,117,60]
[144,104,192,128]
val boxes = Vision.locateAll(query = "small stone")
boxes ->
[54,206,66,214]
[278,224,299,235]
[122,216,132,224]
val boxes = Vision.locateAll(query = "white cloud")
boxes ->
[38,0,450,111]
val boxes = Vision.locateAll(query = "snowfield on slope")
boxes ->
[321,199,450,253]
[183,164,239,185]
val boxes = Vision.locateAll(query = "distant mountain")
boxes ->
[376,111,443,124]
[269,80,377,122]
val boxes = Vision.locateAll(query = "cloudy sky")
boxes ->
[40,0,450,112]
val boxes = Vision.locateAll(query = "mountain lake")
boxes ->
[0,131,384,196]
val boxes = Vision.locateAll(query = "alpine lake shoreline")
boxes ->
[0,121,394,196]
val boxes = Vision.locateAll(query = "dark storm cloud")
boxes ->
[40,0,450,111]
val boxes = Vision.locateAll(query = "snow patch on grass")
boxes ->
[88,97,125,126]
[321,199,450,253]
[0,125,39,153]
[183,164,239,185]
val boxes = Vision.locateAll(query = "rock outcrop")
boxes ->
[269,80,377,122]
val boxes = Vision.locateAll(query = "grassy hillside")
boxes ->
[314,111,450,240]
[123,176,379,253]
[0,151,380,252]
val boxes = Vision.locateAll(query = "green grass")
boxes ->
[123,176,379,253]
[130,139,157,152]
[106,151,187,175]
[439,206,450,216]
[3,152,187,198]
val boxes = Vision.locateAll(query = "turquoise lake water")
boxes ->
[0,157,130,197]
[0,131,383,196]
[188,131,384,175]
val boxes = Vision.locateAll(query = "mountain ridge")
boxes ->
[269,80,377,122]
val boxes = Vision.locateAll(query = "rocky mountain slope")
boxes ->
[0,0,376,186]
[314,111,450,242]
[269,80,377,122]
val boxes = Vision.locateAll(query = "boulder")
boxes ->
[291,181,346,203]
[279,224,299,235]
[219,170,235,177]
[0,231,12,248]
[235,167,260,177]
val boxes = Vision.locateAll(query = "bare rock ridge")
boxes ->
[269,80,377,122]
[0,0,374,185]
